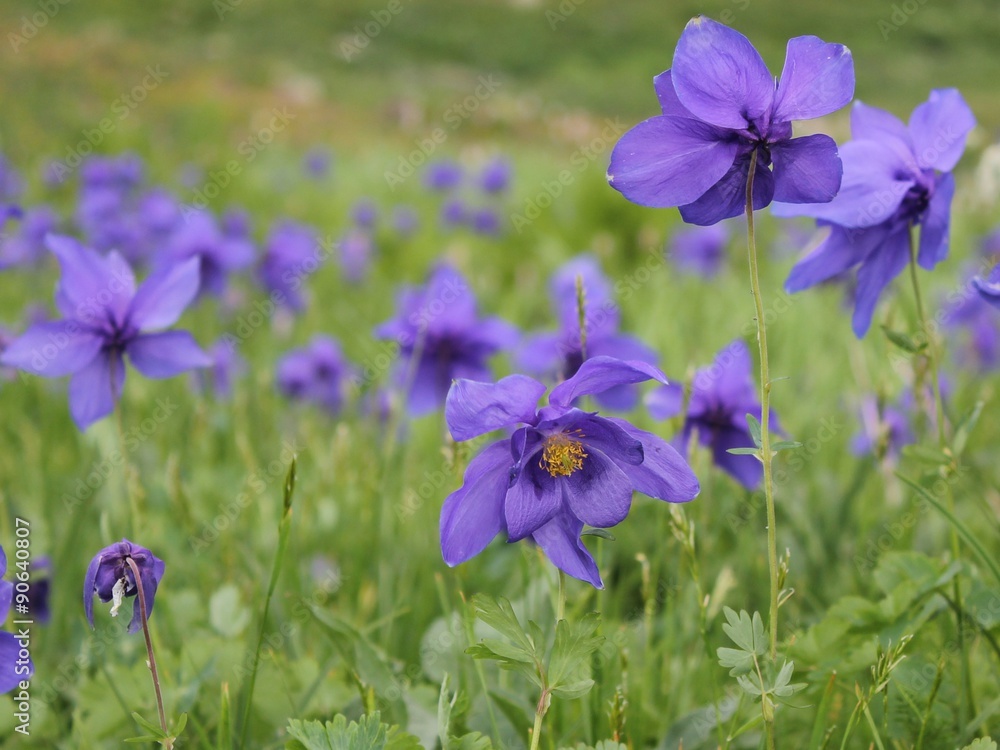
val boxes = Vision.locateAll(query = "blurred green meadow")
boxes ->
[0,0,999,748]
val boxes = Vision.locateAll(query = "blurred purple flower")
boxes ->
[440,197,468,227]
[277,335,354,414]
[339,230,373,284]
[609,16,854,225]
[779,90,976,336]
[479,157,511,194]
[423,159,463,191]
[518,256,657,410]
[0,235,211,430]
[441,357,700,588]
[194,339,246,399]
[851,395,915,460]
[257,220,320,311]
[375,264,517,416]
[159,210,255,296]
[391,205,419,238]
[351,199,378,229]
[84,538,164,634]
[669,222,729,277]
[470,206,502,237]
[943,271,1000,370]
[973,263,1000,310]
[647,340,778,489]
[80,154,144,191]
[0,545,33,692]
[303,146,333,179]
[0,205,59,269]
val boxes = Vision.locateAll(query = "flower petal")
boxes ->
[587,335,659,410]
[48,235,135,326]
[530,514,602,589]
[83,548,104,628]
[972,265,1000,309]
[128,257,202,330]
[69,351,124,431]
[772,36,854,122]
[691,340,757,416]
[0,632,31,693]
[549,356,666,409]
[0,579,11,623]
[440,441,513,566]
[771,134,842,204]
[446,375,546,441]
[128,556,164,633]
[0,321,103,377]
[607,116,740,208]
[852,226,911,337]
[671,16,774,130]
[908,88,976,172]
[645,382,684,420]
[516,332,564,376]
[679,154,774,226]
[573,414,643,466]
[609,419,701,501]
[563,447,633,528]
[128,331,212,378]
[505,464,560,542]
[917,172,955,270]
[851,101,909,144]
[786,223,893,292]
[653,70,691,116]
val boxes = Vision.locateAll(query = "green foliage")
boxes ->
[717,607,767,677]
[285,713,421,750]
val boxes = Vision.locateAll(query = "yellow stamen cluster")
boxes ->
[540,432,587,477]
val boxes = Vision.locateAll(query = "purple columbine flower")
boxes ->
[80,154,144,191]
[0,205,59,269]
[257,220,321,311]
[375,263,518,416]
[0,235,211,430]
[470,206,502,237]
[669,222,729,278]
[608,16,854,226]
[277,335,354,414]
[647,340,778,489]
[973,263,1000,310]
[423,159,464,192]
[441,357,700,588]
[0,545,33,693]
[518,256,657,411]
[479,157,511,194]
[777,90,976,336]
[84,539,165,634]
[159,210,255,296]
[440,197,468,227]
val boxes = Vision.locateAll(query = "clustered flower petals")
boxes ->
[84,539,165,634]
[609,16,854,225]
[441,357,700,588]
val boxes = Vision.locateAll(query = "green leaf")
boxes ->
[881,326,927,353]
[217,684,232,750]
[953,400,984,457]
[131,712,167,738]
[901,444,952,466]
[285,713,422,750]
[548,612,603,699]
[470,595,538,655]
[745,414,762,447]
[771,440,802,452]
[772,660,806,698]
[960,739,997,750]
[438,674,456,749]
[725,447,760,456]
[717,608,766,677]
[466,643,540,688]
[209,584,251,637]
[446,733,492,750]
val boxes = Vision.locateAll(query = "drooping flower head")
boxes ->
[257,220,321,311]
[778,90,976,336]
[375,263,517,416]
[84,539,165,634]
[0,235,211,430]
[518,256,657,410]
[609,16,854,225]
[0,545,33,693]
[441,357,700,588]
[276,335,354,414]
[647,340,778,489]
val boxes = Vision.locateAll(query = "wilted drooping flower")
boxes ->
[0,545,33,692]
[441,357,700,588]
[375,264,517,416]
[778,90,976,336]
[609,16,854,225]
[84,539,165,634]
[1,235,211,430]
[277,335,354,414]
[518,256,657,410]
[647,340,778,489]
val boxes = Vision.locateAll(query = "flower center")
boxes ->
[540,432,587,477]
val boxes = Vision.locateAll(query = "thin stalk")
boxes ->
[112,361,142,537]
[529,692,548,750]
[556,570,567,622]
[906,230,973,723]
[124,556,168,738]
[743,150,779,658]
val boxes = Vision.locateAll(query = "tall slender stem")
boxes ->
[744,150,779,660]
[906,228,945,446]
[529,692,548,750]
[112,359,142,537]
[124,556,168,739]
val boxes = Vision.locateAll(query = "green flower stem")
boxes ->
[744,150,779,660]
[112,365,142,538]
[528,691,548,750]
[906,230,973,724]
[124,555,169,742]
[745,148,778,750]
